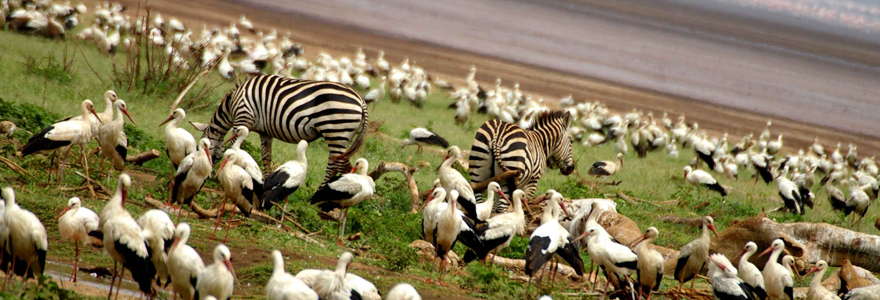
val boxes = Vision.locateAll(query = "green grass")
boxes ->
[0,28,877,300]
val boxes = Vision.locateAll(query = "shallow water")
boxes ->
[45,260,141,297]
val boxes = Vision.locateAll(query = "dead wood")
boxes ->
[126,149,161,166]
[615,191,660,207]
[368,161,421,212]
[0,156,34,179]
[144,194,324,247]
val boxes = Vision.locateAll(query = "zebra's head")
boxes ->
[203,92,236,163]
[542,111,576,175]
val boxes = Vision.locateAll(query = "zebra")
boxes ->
[468,110,576,212]
[203,75,369,187]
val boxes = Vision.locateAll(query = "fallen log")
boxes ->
[712,213,880,272]
[126,149,161,166]
[368,161,421,212]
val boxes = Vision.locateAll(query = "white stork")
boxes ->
[631,227,664,300]
[674,216,718,290]
[101,174,156,297]
[431,188,461,285]
[422,187,447,245]
[401,128,449,152]
[465,189,527,264]
[225,126,264,202]
[525,191,584,281]
[804,260,839,300]
[577,224,638,299]
[776,167,804,215]
[21,100,102,178]
[262,140,309,212]
[684,166,727,197]
[707,253,755,300]
[478,182,508,222]
[160,108,196,171]
[1,187,48,282]
[363,76,385,104]
[346,274,381,300]
[310,158,375,246]
[588,153,623,179]
[171,138,213,218]
[425,188,483,285]
[759,239,794,300]
[844,180,871,229]
[55,197,100,282]
[386,283,421,300]
[438,146,478,220]
[98,99,135,172]
[737,242,767,300]
[214,149,258,242]
[66,90,116,136]
[694,136,717,170]
[168,223,205,300]
[295,252,358,300]
[137,209,175,287]
[195,244,236,300]
[751,150,774,185]
[266,249,318,300]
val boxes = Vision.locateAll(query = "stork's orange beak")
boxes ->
[158,114,174,127]
[55,205,72,220]
[122,108,137,126]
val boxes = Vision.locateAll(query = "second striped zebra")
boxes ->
[468,110,576,212]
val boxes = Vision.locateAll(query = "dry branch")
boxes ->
[144,195,324,247]
[126,149,161,166]
[0,156,34,179]
[368,161,421,212]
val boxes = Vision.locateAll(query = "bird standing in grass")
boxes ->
[171,138,213,220]
[632,227,664,300]
[684,166,727,197]
[55,197,101,282]
[402,128,449,152]
[22,100,102,179]
[675,216,718,290]
[310,158,375,246]
[589,153,623,179]
[262,140,309,213]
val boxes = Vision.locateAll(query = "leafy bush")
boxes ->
[23,53,74,83]
[0,98,62,133]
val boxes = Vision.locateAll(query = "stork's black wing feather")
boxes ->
[525,236,552,277]
[556,239,585,276]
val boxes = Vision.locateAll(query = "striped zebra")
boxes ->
[203,75,368,186]
[468,110,576,212]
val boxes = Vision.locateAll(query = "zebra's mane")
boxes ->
[529,110,571,130]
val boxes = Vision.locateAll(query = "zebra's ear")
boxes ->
[562,111,573,127]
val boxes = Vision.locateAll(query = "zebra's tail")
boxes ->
[332,99,369,161]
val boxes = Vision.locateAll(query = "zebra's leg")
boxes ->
[260,134,273,174]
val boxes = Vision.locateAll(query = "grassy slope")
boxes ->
[0,29,877,299]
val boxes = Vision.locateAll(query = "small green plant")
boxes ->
[24,54,73,83]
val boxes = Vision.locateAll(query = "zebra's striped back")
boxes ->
[469,111,575,212]
[204,75,368,186]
